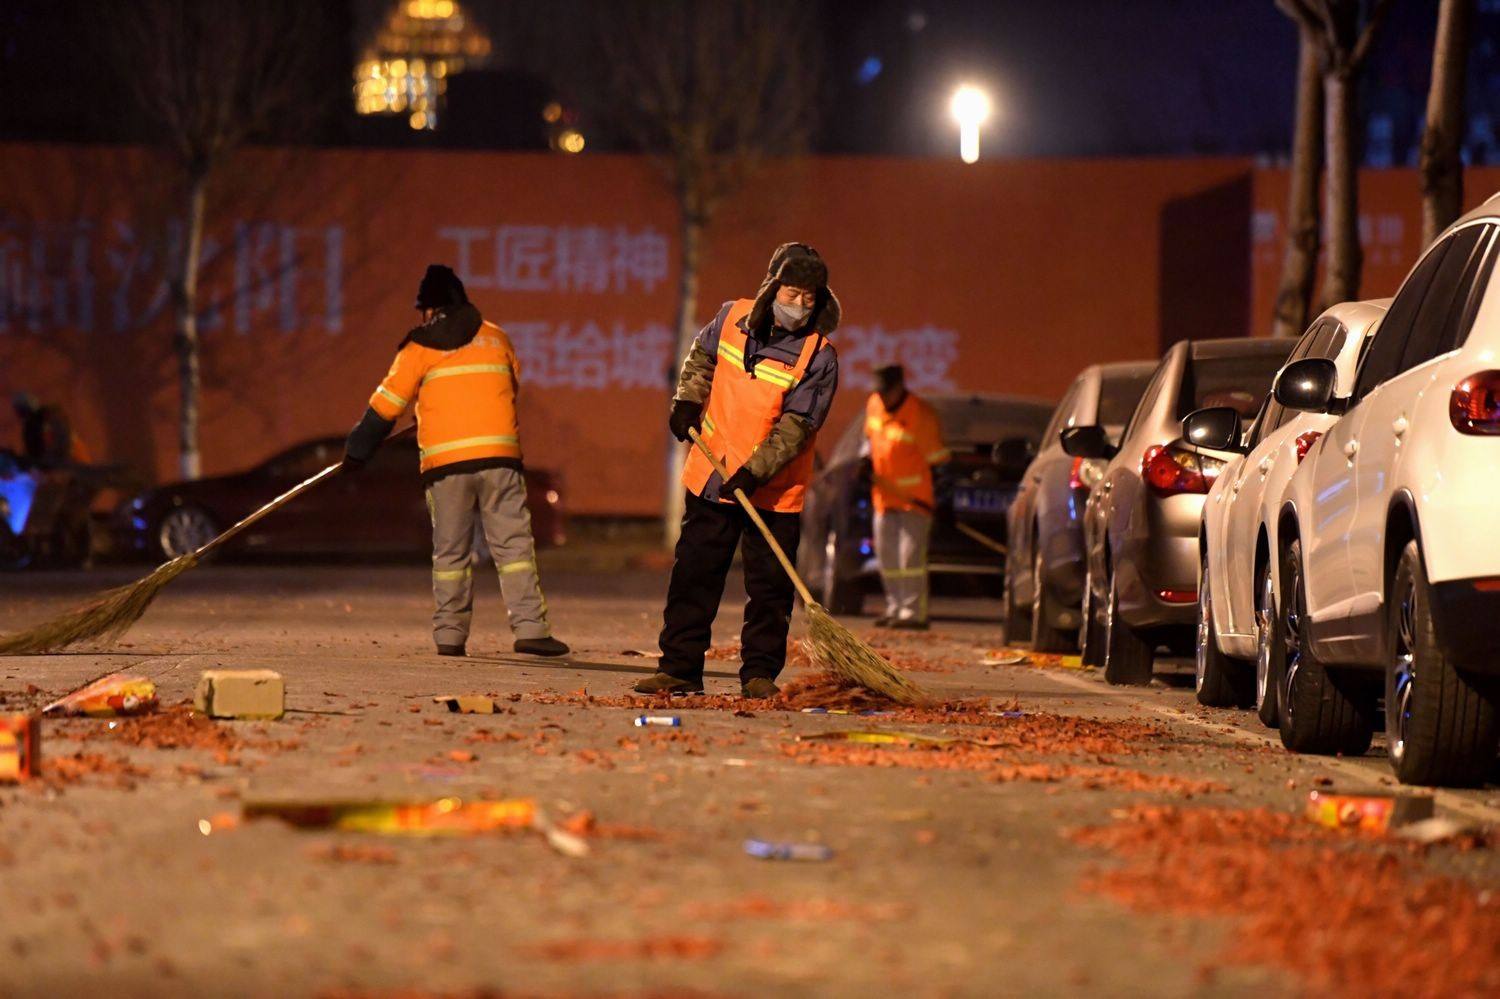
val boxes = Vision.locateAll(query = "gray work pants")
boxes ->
[426,467,551,647]
[874,508,931,622]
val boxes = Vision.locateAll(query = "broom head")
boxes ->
[804,601,927,705]
[0,554,197,656]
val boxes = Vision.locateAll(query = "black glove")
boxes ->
[340,453,366,474]
[722,467,760,498]
[344,407,393,471]
[669,399,704,442]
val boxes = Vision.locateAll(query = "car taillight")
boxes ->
[1140,443,1224,498]
[1156,588,1197,604]
[1293,430,1323,465]
[1451,371,1500,435]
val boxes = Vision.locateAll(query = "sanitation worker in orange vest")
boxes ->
[861,365,950,630]
[635,243,840,698]
[343,264,569,660]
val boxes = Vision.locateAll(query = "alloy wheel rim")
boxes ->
[160,508,214,559]
[1391,574,1418,763]
[1255,568,1274,710]
[1280,559,1303,728]
[1195,568,1210,692]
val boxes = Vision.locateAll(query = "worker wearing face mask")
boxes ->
[637,243,841,699]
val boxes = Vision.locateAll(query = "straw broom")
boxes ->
[0,460,350,656]
[688,429,926,705]
[870,473,1008,557]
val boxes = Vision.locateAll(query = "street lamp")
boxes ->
[949,85,992,164]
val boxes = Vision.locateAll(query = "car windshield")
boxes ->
[1179,351,1291,419]
[1097,370,1153,428]
[932,398,1052,449]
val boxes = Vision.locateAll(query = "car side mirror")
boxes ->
[1059,425,1116,460]
[1182,406,1244,453]
[991,436,1036,473]
[1274,357,1343,414]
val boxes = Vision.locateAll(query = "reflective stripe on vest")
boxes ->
[422,363,511,385]
[420,435,521,460]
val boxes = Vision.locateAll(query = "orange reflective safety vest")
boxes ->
[682,299,828,513]
[368,320,523,475]
[865,392,950,514]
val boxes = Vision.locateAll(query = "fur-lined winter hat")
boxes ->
[747,242,841,336]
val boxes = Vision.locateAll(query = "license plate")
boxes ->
[953,487,1007,515]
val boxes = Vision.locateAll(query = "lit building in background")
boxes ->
[353,0,493,131]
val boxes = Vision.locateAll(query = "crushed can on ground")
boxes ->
[1305,790,1435,833]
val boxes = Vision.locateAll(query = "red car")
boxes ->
[112,436,565,560]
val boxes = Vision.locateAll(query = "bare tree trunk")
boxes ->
[1420,0,1472,247]
[1273,29,1325,337]
[1320,71,1362,309]
[662,209,704,547]
[172,170,208,480]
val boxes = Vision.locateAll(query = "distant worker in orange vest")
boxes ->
[861,364,950,630]
[343,264,569,660]
[12,393,91,469]
[636,243,840,698]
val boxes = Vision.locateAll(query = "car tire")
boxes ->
[1030,548,1073,652]
[156,504,220,561]
[1079,569,1105,667]
[1196,557,1253,707]
[1103,569,1154,686]
[1253,556,1281,729]
[1277,539,1374,756]
[1002,569,1030,646]
[1385,540,1500,787]
[820,528,864,616]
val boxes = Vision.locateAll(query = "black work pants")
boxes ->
[659,491,801,684]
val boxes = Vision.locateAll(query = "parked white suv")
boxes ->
[1190,300,1386,726]
[1273,199,1500,786]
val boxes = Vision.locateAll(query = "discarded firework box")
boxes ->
[431,694,498,715]
[195,669,284,720]
[1305,790,1435,834]
[0,714,40,782]
[243,796,538,836]
[42,673,156,717]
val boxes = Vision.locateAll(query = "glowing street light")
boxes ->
[949,85,992,164]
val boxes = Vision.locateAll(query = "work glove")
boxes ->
[722,467,760,498]
[340,453,366,474]
[669,399,704,442]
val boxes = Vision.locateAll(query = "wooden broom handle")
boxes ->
[195,424,417,560]
[870,472,1008,556]
[687,428,817,606]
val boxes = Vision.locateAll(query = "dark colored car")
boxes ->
[798,394,1053,614]
[112,436,565,560]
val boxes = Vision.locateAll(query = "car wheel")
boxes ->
[1103,569,1154,686]
[157,505,219,560]
[1385,540,1500,787]
[1030,547,1074,652]
[1277,538,1374,756]
[1079,569,1104,667]
[1253,557,1281,729]
[1002,565,1030,646]
[820,529,864,616]
[1196,556,1253,707]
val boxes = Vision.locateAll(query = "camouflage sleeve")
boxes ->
[673,302,732,404]
[744,413,813,483]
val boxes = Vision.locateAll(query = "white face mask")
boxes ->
[772,298,811,330]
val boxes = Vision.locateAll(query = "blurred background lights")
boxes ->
[949,84,992,164]
[353,0,491,130]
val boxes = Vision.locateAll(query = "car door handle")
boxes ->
[1343,440,1359,461]
[1392,416,1408,438]
[1258,457,1273,475]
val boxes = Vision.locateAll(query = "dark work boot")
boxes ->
[514,636,570,657]
[633,672,705,696]
[888,619,930,632]
[436,644,467,657]
[741,677,781,699]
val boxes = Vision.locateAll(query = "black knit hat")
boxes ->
[415,264,468,309]
[874,365,905,392]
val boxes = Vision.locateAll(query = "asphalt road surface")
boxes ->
[1,561,1496,997]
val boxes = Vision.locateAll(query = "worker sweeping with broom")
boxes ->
[636,243,839,699]
[344,264,569,660]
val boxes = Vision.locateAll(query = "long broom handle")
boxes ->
[870,472,1009,556]
[687,428,817,607]
[195,424,417,561]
